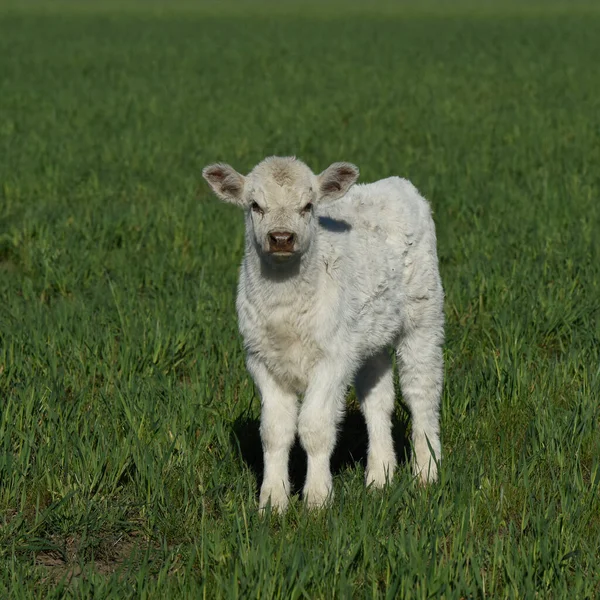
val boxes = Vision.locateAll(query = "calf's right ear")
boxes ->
[202,163,246,206]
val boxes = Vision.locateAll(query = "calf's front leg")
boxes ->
[298,361,349,508]
[247,358,298,512]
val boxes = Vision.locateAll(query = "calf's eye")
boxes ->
[301,202,313,215]
[251,201,264,215]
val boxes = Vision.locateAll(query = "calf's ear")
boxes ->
[317,162,359,201]
[202,163,246,205]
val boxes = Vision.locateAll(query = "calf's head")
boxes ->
[202,157,359,264]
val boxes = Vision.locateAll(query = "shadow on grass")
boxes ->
[231,406,410,498]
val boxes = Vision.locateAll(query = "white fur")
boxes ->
[203,157,445,511]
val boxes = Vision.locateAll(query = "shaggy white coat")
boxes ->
[202,157,444,511]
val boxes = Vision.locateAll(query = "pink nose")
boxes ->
[268,231,295,253]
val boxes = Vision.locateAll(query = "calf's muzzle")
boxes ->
[268,231,296,253]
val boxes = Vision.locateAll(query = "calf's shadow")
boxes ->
[231,405,410,498]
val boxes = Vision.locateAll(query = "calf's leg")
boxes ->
[355,351,397,487]
[396,312,444,483]
[297,361,349,508]
[248,359,298,511]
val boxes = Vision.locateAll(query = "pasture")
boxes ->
[1,0,599,597]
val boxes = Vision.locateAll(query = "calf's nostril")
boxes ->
[268,231,295,251]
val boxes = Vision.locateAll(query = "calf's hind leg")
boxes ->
[355,351,397,487]
[396,314,444,483]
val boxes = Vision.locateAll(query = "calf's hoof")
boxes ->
[259,483,289,513]
[413,459,439,484]
[303,481,333,509]
[365,456,397,488]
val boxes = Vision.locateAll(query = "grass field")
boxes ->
[1,0,599,597]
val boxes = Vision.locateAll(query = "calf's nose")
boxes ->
[268,231,296,253]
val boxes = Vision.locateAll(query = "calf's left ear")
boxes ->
[317,162,359,201]
[202,163,246,206]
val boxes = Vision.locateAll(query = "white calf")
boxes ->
[203,156,444,511]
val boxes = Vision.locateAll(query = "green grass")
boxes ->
[1,1,599,597]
